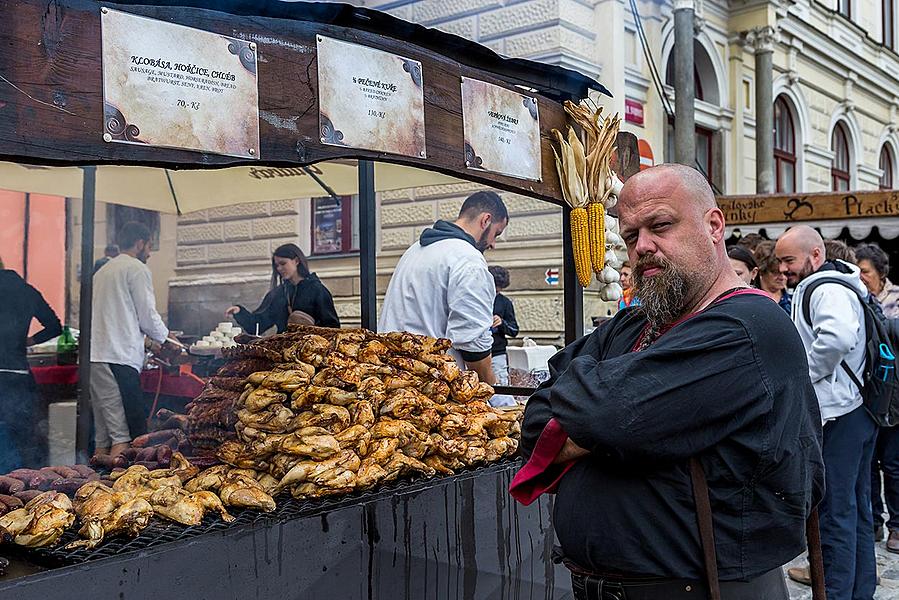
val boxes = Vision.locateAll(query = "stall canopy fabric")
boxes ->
[726,220,899,241]
[0,161,461,214]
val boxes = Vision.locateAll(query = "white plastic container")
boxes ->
[506,338,558,372]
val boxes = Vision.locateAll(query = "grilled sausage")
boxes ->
[50,478,88,496]
[136,447,159,462]
[28,473,58,491]
[0,476,25,495]
[0,495,23,510]
[89,454,118,470]
[70,465,97,479]
[13,490,43,503]
[156,445,173,467]
[132,429,180,448]
[6,469,40,483]
[47,466,80,479]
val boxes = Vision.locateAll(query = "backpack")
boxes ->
[801,277,899,426]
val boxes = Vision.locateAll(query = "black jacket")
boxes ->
[491,293,519,356]
[0,270,62,370]
[520,293,824,581]
[234,273,340,334]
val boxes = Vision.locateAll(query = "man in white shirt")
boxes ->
[91,221,172,457]
[776,225,875,600]
[379,191,508,386]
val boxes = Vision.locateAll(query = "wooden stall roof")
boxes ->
[0,0,611,206]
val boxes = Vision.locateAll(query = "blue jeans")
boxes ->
[871,425,899,531]
[820,405,879,600]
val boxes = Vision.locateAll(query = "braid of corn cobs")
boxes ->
[570,206,592,287]
[588,202,606,274]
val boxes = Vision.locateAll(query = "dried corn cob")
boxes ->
[570,206,592,287]
[588,202,606,274]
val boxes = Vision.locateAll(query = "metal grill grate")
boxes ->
[8,459,520,569]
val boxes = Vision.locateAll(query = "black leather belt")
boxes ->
[570,567,788,600]
[571,572,707,600]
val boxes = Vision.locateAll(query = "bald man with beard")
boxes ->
[776,225,875,600]
[510,165,823,599]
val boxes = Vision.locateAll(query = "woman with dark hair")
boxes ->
[855,243,899,318]
[727,245,759,287]
[754,241,791,313]
[226,243,340,333]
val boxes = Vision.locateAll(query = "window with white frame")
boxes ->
[831,123,851,191]
[880,144,895,190]
[773,97,797,193]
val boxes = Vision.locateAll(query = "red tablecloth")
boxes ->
[30,365,205,399]
[31,365,78,386]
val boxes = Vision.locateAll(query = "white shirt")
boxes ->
[790,261,867,422]
[90,254,169,372]
[378,238,495,366]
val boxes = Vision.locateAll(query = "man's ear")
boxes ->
[480,213,492,230]
[707,208,726,244]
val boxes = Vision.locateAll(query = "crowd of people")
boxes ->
[722,229,899,598]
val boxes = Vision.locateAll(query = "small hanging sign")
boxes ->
[316,36,427,159]
[461,77,541,181]
[100,8,260,159]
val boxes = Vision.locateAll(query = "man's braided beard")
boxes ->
[633,254,693,332]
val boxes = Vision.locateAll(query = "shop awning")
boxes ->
[726,219,899,240]
[718,189,899,241]
[0,161,461,213]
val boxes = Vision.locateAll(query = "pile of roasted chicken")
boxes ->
[0,327,520,551]
[212,326,520,499]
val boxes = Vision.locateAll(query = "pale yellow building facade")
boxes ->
[162,0,899,342]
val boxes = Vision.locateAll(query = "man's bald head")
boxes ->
[778,225,824,254]
[620,164,717,217]
[775,225,826,287]
[615,164,742,328]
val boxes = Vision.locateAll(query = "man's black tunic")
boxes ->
[520,292,824,581]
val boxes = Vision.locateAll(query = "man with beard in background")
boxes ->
[777,226,875,600]
[510,164,823,599]
[379,191,508,385]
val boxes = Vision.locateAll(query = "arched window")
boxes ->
[881,144,894,190]
[663,41,722,185]
[665,59,704,101]
[831,123,851,191]
[773,97,796,193]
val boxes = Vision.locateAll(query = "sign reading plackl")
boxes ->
[461,77,541,181]
[316,36,426,159]
[101,8,260,158]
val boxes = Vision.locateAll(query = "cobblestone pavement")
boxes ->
[786,537,899,599]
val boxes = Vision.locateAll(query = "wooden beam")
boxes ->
[717,189,899,226]
[0,0,570,205]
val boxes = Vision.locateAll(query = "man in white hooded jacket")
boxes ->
[776,225,876,600]
[379,191,509,386]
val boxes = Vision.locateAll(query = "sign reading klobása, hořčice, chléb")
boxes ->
[461,77,541,181]
[316,36,426,159]
[100,8,260,159]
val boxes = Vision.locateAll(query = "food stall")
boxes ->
[0,0,612,596]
